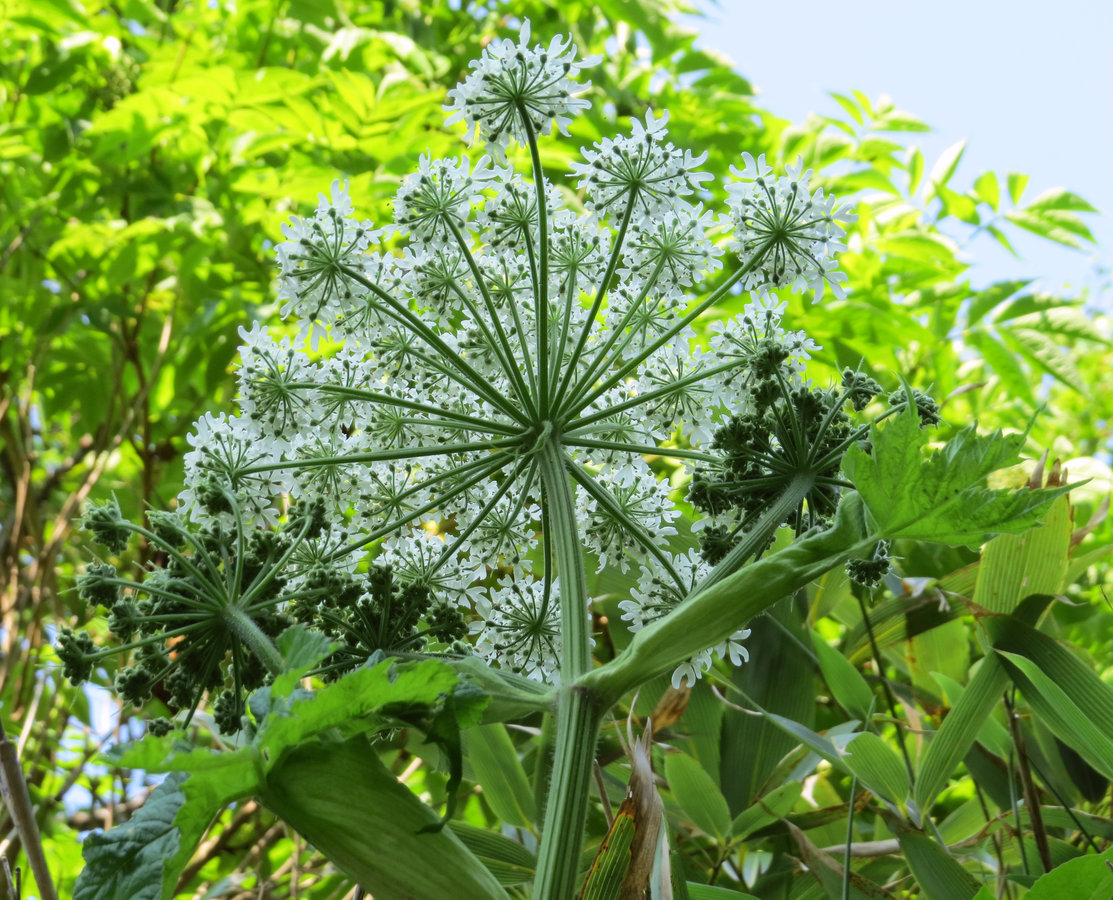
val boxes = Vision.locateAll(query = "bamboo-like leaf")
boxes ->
[974,492,1072,613]
[891,825,982,900]
[995,650,1113,780]
[730,782,803,840]
[466,724,537,830]
[844,733,910,806]
[914,652,1010,812]
[666,752,731,841]
[987,615,1113,742]
[451,822,536,887]
[812,631,875,721]
[788,823,899,899]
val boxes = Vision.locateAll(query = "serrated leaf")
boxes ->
[73,773,189,900]
[843,403,1070,546]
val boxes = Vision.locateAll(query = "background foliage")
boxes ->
[1,0,1110,897]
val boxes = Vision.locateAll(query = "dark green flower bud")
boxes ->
[83,497,132,554]
[57,628,97,684]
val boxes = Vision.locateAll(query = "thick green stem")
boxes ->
[533,437,597,898]
[532,686,603,900]
[223,605,284,675]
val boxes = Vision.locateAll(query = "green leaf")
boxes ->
[844,733,910,805]
[730,781,802,840]
[1023,846,1113,899]
[73,773,189,900]
[1026,187,1099,213]
[466,724,537,830]
[665,752,731,841]
[95,658,483,898]
[966,331,1036,407]
[914,652,1011,811]
[450,822,536,887]
[811,631,875,721]
[893,827,982,900]
[260,737,509,900]
[687,885,759,900]
[843,403,1070,546]
[973,493,1072,613]
[926,139,966,198]
[1007,171,1030,204]
[974,171,1000,210]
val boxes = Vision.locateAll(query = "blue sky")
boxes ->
[685,0,1111,301]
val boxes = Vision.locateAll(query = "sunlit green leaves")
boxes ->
[844,403,1070,545]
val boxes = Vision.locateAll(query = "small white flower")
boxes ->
[570,110,713,220]
[393,154,495,241]
[474,577,563,681]
[444,20,598,154]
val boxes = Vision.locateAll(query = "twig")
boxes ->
[0,720,57,900]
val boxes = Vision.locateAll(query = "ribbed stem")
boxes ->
[532,686,602,899]
[533,437,597,898]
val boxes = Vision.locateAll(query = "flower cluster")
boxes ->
[67,21,861,695]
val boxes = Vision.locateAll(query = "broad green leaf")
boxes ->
[1022,846,1113,899]
[1004,209,1086,248]
[843,403,1070,546]
[929,673,1011,758]
[966,331,1036,407]
[721,601,816,812]
[973,492,1071,613]
[907,620,969,702]
[926,139,966,198]
[844,733,910,806]
[466,724,536,830]
[966,279,1031,327]
[915,653,1010,811]
[1003,326,1086,393]
[260,737,509,900]
[95,658,484,898]
[665,752,731,841]
[811,630,875,721]
[73,773,189,900]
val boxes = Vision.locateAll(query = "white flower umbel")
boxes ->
[726,152,857,300]
[179,25,856,897]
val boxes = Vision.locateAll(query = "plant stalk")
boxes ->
[533,438,598,897]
